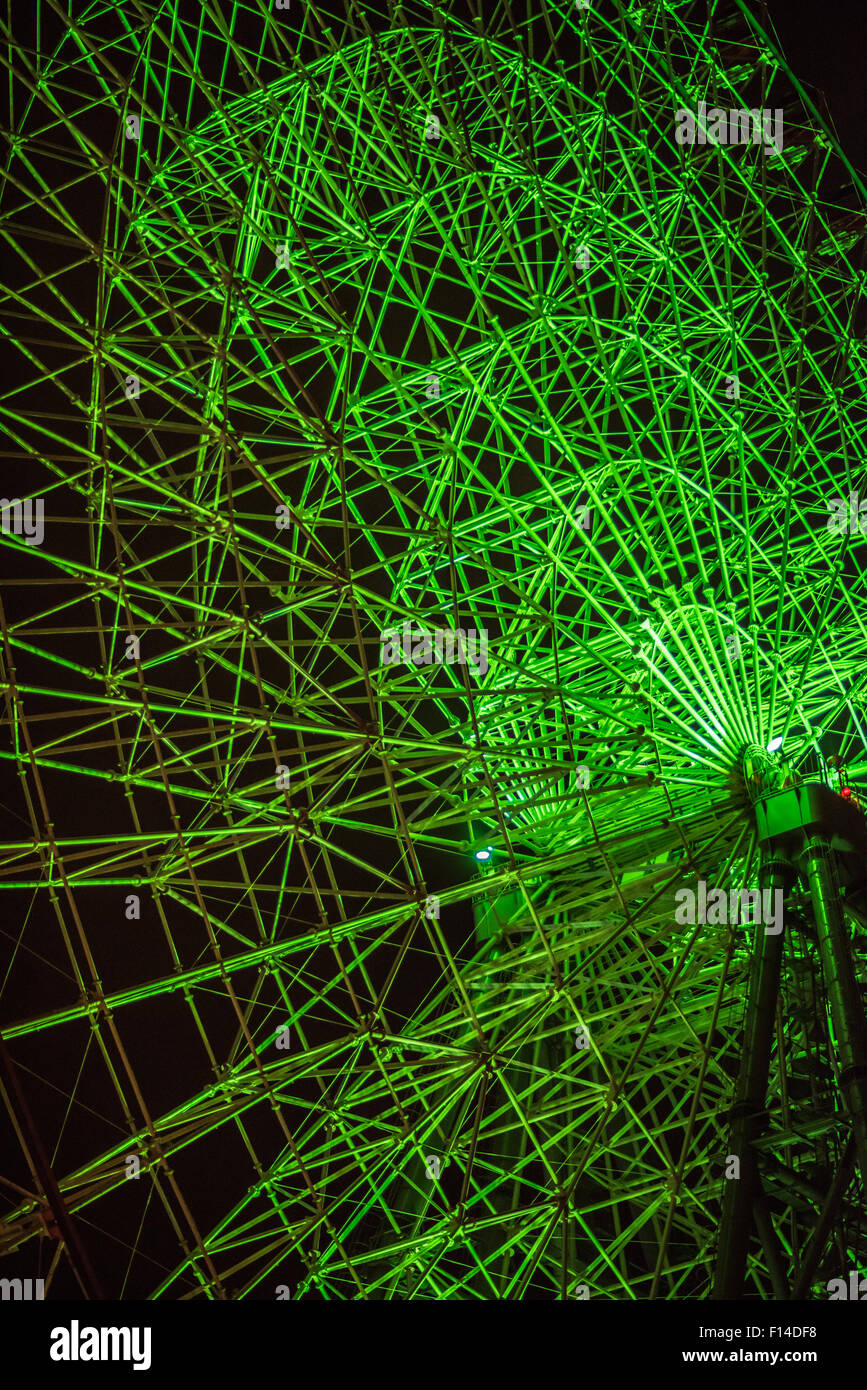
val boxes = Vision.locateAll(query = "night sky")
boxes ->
[765,0,867,176]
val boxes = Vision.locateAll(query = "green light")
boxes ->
[2,0,866,1306]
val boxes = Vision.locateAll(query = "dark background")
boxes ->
[765,0,867,176]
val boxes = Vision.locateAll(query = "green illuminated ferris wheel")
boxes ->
[2,0,867,1301]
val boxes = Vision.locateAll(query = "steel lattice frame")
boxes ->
[2,0,867,1301]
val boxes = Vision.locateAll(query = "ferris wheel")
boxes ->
[2,0,867,1301]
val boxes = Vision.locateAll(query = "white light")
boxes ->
[475,847,493,862]
[766,736,783,753]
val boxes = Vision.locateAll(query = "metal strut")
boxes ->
[798,836,867,1190]
[0,1033,104,1299]
[711,857,792,1299]
[713,766,867,1299]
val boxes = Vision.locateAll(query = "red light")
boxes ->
[841,787,852,799]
